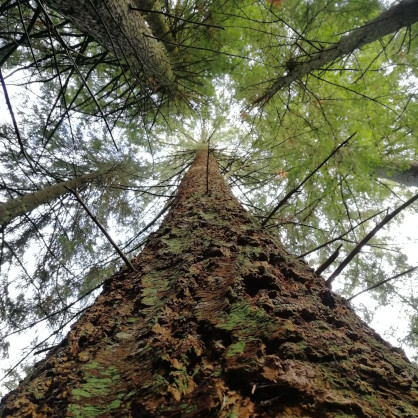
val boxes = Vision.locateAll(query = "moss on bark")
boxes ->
[42,0,175,93]
[1,151,417,417]
[0,165,121,227]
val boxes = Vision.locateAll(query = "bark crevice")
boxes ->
[1,150,417,417]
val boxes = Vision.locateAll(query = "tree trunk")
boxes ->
[0,166,119,227]
[132,0,177,53]
[256,0,418,103]
[42,0,175,93]
[1,150,417,416]
[376,160,418,188]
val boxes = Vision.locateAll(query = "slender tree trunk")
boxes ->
[42,0,176,92]
[0,166,118,227]
[257,0,418,103]
[376,160,418,188]
[1,150,417,416]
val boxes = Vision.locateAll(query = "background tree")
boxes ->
[0,0,417,394]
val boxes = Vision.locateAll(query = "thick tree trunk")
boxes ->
[0,166,117,227]
[256,0,418,103]
[376,160,418,188]
[1,150,417,416]
[42,0,176,93]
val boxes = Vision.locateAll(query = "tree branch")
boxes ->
[315,244,342,276]
[131,6,225,30]
[255,0,418,104]
[0,69,36,172]
[66,187,136,272]
[41,0,176,92]
[326,193,418,287]
[347,266,418,302]
[298,208,386,258]
[261,132,356,226]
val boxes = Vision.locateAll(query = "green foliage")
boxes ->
[0,0,417,391]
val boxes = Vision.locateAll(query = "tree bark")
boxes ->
[376,160,418,188]
[256,0,418,103]
[42,0,176,93]
[1,150,417,416]
[0,166,118,227]
[132,0,177,53]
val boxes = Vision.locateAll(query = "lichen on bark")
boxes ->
[42,0,176,93]
[0,166,120,227]
[1,150,417,417]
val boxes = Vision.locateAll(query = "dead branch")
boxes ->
[326,193,418,287]
[348,266,418,302]
[66,187,136,272]
[315,244,342,276]
[261,132,356,226]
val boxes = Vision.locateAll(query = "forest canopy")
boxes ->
[0,0,417,393]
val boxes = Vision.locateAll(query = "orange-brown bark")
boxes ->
[1,150,417,417]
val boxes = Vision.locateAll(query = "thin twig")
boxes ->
[0,69,36,172]
[129,7,225,30]
[348,266,418,302]
[3,281,103,339]
[66,187,136,272]
[298,208,386,258]
[0,305,91,383]
[33,344,59,355]
[34,0,119,150]
[262,132,356,226]
[326,193,418,287]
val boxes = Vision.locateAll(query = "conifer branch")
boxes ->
[129,7,225,30]
[262,132,356,226]
[0,304,91,383]
[298,209,386,258]
[2,281,103,339]
[347,266,418,302]
[66,188,136,272]
[315,244,342,276]
[0,69,36,172]
[0,8,40,67]
[255,0,418,104]
[326,193,418,287]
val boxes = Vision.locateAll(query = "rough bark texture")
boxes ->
[42,0,175,92]
[0,167,116,227]
[133,0,177,53]
[1,150,417,417]
[377,160,418,188]
[257,0,418,103]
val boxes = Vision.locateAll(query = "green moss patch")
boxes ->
[69,361,123,415]
[216,301,276,338]
[141,271,169,306]
[226,341,246,357]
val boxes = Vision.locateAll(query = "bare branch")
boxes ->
[66,187,136,272]
[326,193,418,287]
[261,132,356,226]
[315,244,342,276]
[0,69,36,172]
[348,266,418,302]
[298,208,386,258]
